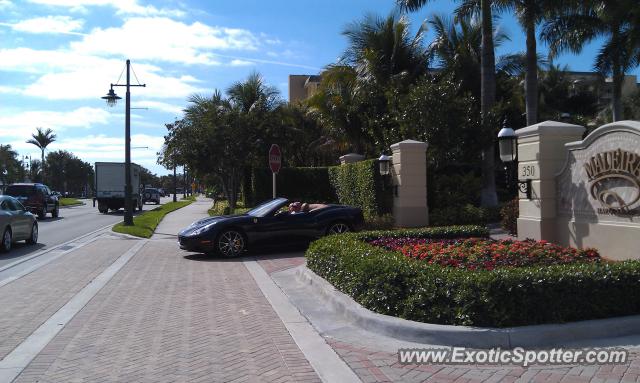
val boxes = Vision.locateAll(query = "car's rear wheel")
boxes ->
[327,221,350,235]
[1,228,11,252]
[38,204,47,219]
[217,230,245,257]
[26,222,38,244]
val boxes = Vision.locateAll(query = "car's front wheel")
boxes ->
[1,228,12,252]
[327,221,350,235]
[52,204,59,218]
[217,230,245,257]
[26,222,38,244]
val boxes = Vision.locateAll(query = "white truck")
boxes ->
[94,162,143,214]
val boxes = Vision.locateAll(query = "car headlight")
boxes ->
[191,222,216,236]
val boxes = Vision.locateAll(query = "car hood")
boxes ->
[179,215,243,236]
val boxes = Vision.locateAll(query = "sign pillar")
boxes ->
[515,121,585,241]
[269,144,281,199]
[390,139,429,227]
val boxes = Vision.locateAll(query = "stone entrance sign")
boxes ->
[516,120,640,261]
[555,121,640,260]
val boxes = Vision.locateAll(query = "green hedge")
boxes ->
[247,167,338,206]
[245,159,391,219]
[328,159,391,219]
[306,228,640,327]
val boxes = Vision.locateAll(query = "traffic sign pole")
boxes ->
[269,144,281,200]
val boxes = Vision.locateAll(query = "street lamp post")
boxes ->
[497,119,531,199]
[102,59,146,226]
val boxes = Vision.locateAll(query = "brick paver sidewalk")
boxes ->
[258,255,640,383]
[9,199,321,382]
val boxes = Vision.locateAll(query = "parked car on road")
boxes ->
[0,195,38,252]
[143,188,161,205]
[178,198,364,257]
[4,183,59,219]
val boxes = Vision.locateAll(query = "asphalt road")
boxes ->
[0,196,181,268]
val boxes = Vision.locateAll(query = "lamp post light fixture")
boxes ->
[102,59,146,226]
[497,119,531,199]
[378,153,391,176]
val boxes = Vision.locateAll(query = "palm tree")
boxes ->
[340,12,429,87]
[427,14,511,100]
[541,0,640,121]
[226,71,279,114]
[399,0,499,206]
[26,127,56,179]
[306,65,371,154]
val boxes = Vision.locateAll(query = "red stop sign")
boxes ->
[269,144,281,174]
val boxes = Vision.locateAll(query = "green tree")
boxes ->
[399,0,499,206]
[341,12,429,87]
[44,150,94,196]
[541,0,640,121]
[26,127,56,179]
[0,145,25,187]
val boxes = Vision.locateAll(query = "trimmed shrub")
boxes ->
[430,204,493,226]
[306,228,640,327]
[501,198,519,235]
[248,167,338,206]
[328,159,391,219]
[247,159,392,219]
[208,200,251,216]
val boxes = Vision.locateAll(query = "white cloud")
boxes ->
[70,17,258,65]
[132,100,184,115]
[0,107,112,140]
[0,0,13,10]
[0,48,207,100]
[230,59,253,67]
[8,15,84,35]
[26,0,184,18]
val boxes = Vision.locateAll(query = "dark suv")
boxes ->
[4,183,59,219]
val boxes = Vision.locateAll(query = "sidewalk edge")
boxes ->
[243,258,361,383]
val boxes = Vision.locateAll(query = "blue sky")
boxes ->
[1,0,638,176]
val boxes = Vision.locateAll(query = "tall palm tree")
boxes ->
[226,71,279,114]
[399,0,499,206]
[26,127,56,179]
[341,12,429,87]
[427,14,511,100]
[541,0,639,121]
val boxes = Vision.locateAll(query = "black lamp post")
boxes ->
[102,59,146,226]
[497,119,531,199]
[378,154,391,176]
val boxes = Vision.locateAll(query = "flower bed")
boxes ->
[369,237,600,270]
[306,227,640,327]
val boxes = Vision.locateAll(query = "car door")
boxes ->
[5,198,30,240]
[43,186,55,212]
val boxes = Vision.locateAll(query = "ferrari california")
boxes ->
[178,198,364,257]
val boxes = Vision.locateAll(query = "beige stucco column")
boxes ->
[391,139,428,227]
[339,153,365,165]
[516,121,585,241]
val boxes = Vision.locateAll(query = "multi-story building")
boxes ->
[565,72,639,108]
[288,74,321,103]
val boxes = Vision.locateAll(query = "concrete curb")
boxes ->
[296,266,640,348]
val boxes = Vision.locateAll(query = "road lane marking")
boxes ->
[0,239,147,383]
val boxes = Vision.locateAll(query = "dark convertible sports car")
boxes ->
[178,198,364,257]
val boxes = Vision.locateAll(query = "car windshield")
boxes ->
[246,198,288,217]
[5,185,35,196]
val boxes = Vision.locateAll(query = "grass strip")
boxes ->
[112,200,192,238]
[59,198,83,206]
